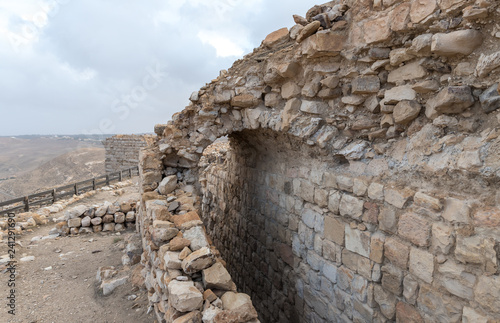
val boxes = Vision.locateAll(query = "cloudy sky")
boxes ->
[0,0,317,136]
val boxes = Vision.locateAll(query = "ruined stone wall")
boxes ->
[138,0,500,322]
[103,135,154,173]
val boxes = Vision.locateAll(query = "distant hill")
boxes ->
[0,147,105,201]
[0,136,106,201]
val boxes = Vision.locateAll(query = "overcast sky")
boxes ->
[0,0,318,136]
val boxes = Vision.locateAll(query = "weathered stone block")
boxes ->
[328,190,342,214]
[431,30,483,56]
[352,76,380,94]
[379,206,398,234]
[339,195,364,219]
[409,247,434,284]
[384,237,409,269]
[442,198,470,224]
[384,187,413,209]
[324,216,344,245]
[396,302,423,323]
[381,263,403,295]
[398,213,431,247]
[168,280,203,312]
[374,285,397,319]
[345,225,370,258]
[431,222,454,254]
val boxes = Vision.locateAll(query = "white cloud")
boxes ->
[197,30,245,58]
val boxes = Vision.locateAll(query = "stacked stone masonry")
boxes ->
[138,1,500,322]
[104,135,155,173]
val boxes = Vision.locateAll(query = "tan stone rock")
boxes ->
[393,100,421,125]
[388,62,427,84]
[168,280,203,312]
[396,302,424,323]
[203,262,234,291]
[425,86,474,118]
[473,207,500,227]
[410,0,437,23]
[324,216,344,245]
[409,247,434,284]
[172,311,202,323]
[301,31,345,58]
[442,198,470,224]
[169,237,191,251]
[281,98,301,131]
[431,30,483,56]
[230,94,260,108]
[296,21,321,43]
[364,15,391,44]
[398,213,431,247]
[385,237,410,269]
[384,187,413,209]
[181,247,215,274]
[391,3,411,32]
[431,222,454,254]
[262,27,289,48]
[352,76,380,94]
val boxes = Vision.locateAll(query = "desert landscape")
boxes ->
[0,135,107,201]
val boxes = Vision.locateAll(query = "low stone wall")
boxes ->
[137,159,259,323]
[104,135,155,173]
[54,200,138,235]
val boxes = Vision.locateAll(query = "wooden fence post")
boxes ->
[92,178,96,190]
[74,183,78,195]
[24,196,29,212]
[128,168,132,178]
[119,171,123,182]
[52,189,57,203]
[106,174,110,186]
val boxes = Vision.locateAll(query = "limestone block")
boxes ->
[301,31,345,58]
[425,86,474,118]
[384,237,409,269]
[379,206,398,234]
[296,21,320,43]
[431,30,483,56]
[164,252,182,270]
[262,27,289,48]
[381,263,403,295]
[181,247,215,274]
[202,262,234,290]
[478,83,500,113]
[339,195,364,219]
[352,76,380,94]
[413,192,441,211]
[417,285,462,322]
[431,222,454,254]
[183,226,209,251]
[410,0,437,23]
[374,285,397,319]
[398,213,431,247]
[476,51,500,77]
[455,235,497,273]
[462,307,488,323]
[367,182,384,201]
[409,247,434,284]
[114,212,125,224]
[403,274,419,305]
[388,62,427,84]
[364,15,391,44]
[324,216,344,245]
[384,187,413,209]
[168,280,203,312]
[382,85,416,105]
[300,100,328,115]
[474,206,500,228]
[395,302,423,323]
[345,225,370,258]
[67,218,81,228]
[442,198,470,223]
[158,175,177,195]
[393,100,421,125]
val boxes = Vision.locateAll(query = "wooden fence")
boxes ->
[0,166,139,216]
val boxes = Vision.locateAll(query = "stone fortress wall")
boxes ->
[138,0,500,322]
[103,134,155,173]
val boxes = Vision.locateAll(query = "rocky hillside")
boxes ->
[0,147,105,201]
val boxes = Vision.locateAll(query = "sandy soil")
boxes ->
[0,179,154,323]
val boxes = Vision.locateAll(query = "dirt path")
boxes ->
[0,179,154,323]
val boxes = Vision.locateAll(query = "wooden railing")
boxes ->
[0,166,139,216]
